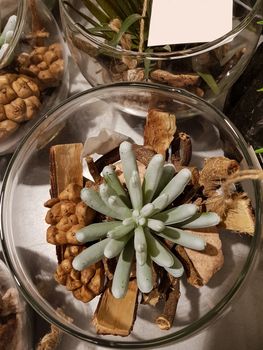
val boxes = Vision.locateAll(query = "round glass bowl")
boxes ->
[1,83,262,348]
[0,0,68,155]
[60,0,262,106]
[0,259,32,349]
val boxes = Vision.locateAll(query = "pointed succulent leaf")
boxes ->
[136,255,153,293]
[102,165,131,206]
[81,188,121,219]
[153,204,198,225]
[112,239,134,299]
[147,218,165,232]
[142,154,164,203]
[76,221,121,243]
[154,163,176,198]
[72,238,110,271]
[104,232,133,259]
[145,229,174,268]
[164,256,184,278]
[107,223,134,239]
[119,141,138,192]
[180,212,220,229]
[140,203,155,217]
[129,170,143,210]
[108,195,132,218]
[159,226,206,251]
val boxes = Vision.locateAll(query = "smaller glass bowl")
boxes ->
[0,259,33,349]
[1,83,262,348]
[60,0,262,106]
[0,0,68,155]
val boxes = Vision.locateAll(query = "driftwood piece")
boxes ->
[144,109,177,156]
[93,280,138,336]
[155,276,180,330]
[150,70,200,88]
[176,227,224,287]
[171,132,192,167]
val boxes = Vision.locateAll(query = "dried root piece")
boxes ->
[144,108,177,156]
[176,227,224,287]
[171,132,192,167]
[17,43,64,88]
[93,280,138,336]
[150,70,200,88]
[156,276,180,330]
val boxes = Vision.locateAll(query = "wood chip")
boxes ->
[223,195,255,235]
[150,70,200,87]
[93,280,138,336]
[176,227,224,287]
[144,108,176,156]
[50,144,83,196]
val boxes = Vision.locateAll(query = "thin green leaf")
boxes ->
[95,0,119,19]
[81,0,110,23]
[197,71,220,95]
[257,87,263,92]
[257,20,263,25]
[64,1,100,27]
[110,13,142,47]
[255,148,263,154]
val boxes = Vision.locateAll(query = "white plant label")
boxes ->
[148,0,233,46]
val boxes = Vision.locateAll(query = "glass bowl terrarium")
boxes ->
[0,83,262,348]
[60,0,262,106]
[0,0,68,155]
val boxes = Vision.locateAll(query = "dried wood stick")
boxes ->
[155,277,180,330]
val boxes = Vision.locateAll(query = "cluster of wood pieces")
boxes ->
[45,108,254,337]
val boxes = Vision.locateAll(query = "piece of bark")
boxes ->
[155,277,180,330]
[171,132,192,167]
[50,144,83,197]
[150,70,200,87]
[142,268,170,306]
[144,109,177,156]
[199,157,240,196]
[49,144,83,263]
[222,195,255,235]
[176,227,224,287]
[94,144,156,173]
[93,280,138,336]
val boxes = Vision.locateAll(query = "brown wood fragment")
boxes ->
[94,144,156,173]
[222,194,255,235]
[144,109,177,156]
[93,280,138,336]
[156,277,180,330]
[177,227,224,287]
[175,246,203,287]
[171,132,192,167]
[85,156,102,183]
[50,144,83,197]
[150,70,200,87]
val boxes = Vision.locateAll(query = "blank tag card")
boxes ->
[148,0,233,46]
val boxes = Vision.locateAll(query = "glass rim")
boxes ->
[59,0,262,59]
[0,0,27,69]
[0,82,262,348]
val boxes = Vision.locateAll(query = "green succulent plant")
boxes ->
[73,141,220,298]
[0,15,17,61]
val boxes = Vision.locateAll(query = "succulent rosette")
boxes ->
[73,141,220,298]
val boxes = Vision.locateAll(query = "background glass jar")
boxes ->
[60,0,262,107]
[0,0,68,155]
